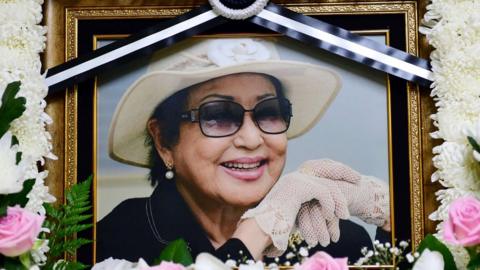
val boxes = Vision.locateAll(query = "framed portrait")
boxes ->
[43,0,439,267]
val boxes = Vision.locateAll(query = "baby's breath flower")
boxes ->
[299,247,309,257]
[285,252,295,260]
[225,259,237,268]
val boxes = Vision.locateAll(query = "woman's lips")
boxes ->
[220,157,266,182]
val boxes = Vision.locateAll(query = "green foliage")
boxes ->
[0,179,35,217]
[0,81,26,138]
[3,257,25,270]
[467,136,480,156]
[49,260,88,270]
[43,176,93,270]
[153,239,193,266]
[466,247,480,270]
[417,234,457,270]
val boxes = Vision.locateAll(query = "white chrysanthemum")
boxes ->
[0,22,47,53]
[431,142,480,190]
[464,119,480,142]
[428,188,472,221]
[0,0,43,25]
[431,102,480,142]
[444,243,470,270]
[0,0,55,214]
[0,48,42,73]
[431,59,480,102]
[6,73,57,165]
[31,239,50,265]
[25,171,56,215]
[423,0,479,266]
[0,131,28,194]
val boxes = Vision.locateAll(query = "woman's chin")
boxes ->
[223,196,262,209]
[220,187,270,208]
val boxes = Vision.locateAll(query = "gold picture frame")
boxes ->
[43,0,438,267]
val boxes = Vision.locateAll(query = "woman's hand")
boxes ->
[298,160,391,234]
[295,159,361,248]
[241,171,349,257]
[335,175,390,229]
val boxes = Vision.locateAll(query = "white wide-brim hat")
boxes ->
[109,38,342,167]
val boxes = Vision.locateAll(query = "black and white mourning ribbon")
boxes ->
[251,4,433,86]
[45,2,433,95]
[45,5,225,94]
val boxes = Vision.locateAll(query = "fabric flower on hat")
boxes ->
[0,206,44,257]
[207,39,271,67]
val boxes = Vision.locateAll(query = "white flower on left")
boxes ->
[412,249,444,270]
[0,131,27,194]
[91,257,149,270]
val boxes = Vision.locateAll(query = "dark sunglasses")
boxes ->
[180,97,293,138]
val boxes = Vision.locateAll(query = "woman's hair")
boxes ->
[145,73,285,186]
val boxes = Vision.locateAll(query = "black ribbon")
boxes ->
[45,3,432,95]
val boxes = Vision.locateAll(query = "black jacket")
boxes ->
[97,180,388,265]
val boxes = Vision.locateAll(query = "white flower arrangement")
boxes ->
[421,0,480,267]
[0,0,55,212]
[0,0,55,269]
[0,0,478,268]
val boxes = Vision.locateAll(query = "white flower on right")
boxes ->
[0,131,27,194]
[412,249,444,270]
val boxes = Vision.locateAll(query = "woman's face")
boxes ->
[171,73,287,208]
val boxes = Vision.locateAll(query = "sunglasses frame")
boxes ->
[180,97,293,138]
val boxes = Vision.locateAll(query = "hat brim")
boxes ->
[109,60,341,167]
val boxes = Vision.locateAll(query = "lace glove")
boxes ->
[336,175,390,227]
[241,171,349,257]
[299,160,390,228]
[295,159,361,247]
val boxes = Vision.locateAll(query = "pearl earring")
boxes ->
[165,162,174,180]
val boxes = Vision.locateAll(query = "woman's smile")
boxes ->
[220,156,268,182]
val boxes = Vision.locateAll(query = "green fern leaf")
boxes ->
[45,175,93,268]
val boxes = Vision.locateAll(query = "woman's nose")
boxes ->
[233,113,264,149]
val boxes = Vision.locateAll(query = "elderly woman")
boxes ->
[97,38,390,264]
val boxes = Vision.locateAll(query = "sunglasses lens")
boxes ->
[254,98,291,134]
[199,101,243,137]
